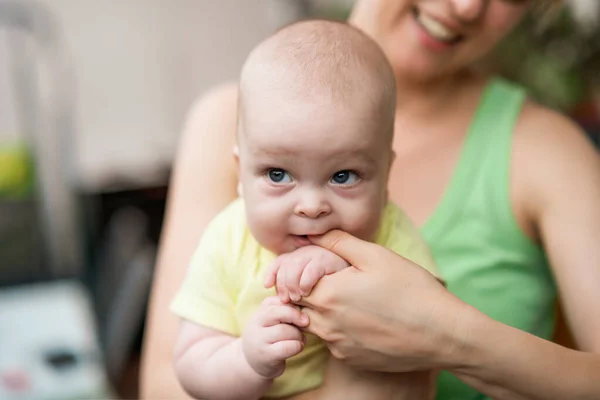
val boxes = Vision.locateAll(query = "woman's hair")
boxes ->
[534,0,565,31]
[535,0,564,14]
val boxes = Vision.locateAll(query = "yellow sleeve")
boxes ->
[170,201,243,335]
[377,202,443,281]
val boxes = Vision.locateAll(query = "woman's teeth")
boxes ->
[416,11,460,43]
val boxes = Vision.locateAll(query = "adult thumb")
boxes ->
[308,229,375,268]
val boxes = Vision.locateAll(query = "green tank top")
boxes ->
[420,78,557,400]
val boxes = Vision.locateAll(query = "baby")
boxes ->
[171,19,442,400]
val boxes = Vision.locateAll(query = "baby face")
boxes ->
[238,93,393,255]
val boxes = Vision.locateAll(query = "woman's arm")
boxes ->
[513,104,600,354]
[451,105,600,397]
[450,312,600,400]
[452,105,600,399]
[299,104,600,400]
[302,227,600,400]
[140,83,240,399]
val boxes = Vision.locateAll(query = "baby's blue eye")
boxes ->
[331,170,359,185]
[268,168,292,183]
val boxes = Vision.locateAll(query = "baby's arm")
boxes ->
[174,322,269,400]
[264,245,350,303]
[174,297,308,400]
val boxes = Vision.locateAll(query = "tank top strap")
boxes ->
[424,78,556,400]
[422,77,526,241]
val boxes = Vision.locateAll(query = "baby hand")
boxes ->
[242,296,308,379]
[264,245,350,303]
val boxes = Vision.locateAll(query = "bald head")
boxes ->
[238,19,396,140]
[235,21,397,247]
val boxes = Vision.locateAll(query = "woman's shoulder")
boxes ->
[478,73,579,140]
[173,82,240,185]
[511,90,599,235]
[190,81,239,113]
[515,98,597,183]
[515,97,591,153]
[188,81,239,122]
[180,81,239,145]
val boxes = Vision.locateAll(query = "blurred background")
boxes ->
[0,0,598,399]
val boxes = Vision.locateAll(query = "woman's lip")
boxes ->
[412,7,463,50]
[415,7,463,36]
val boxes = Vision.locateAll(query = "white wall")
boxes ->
[51,0,276,190]
[0,0,302,275]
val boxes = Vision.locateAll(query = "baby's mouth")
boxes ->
[291,234,311,247]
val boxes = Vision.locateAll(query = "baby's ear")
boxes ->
[384,150,395,201]
[232,146,243,198]
[232,145,240,166]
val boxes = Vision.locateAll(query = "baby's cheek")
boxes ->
[344,206,382,242]
[246,203,289,251]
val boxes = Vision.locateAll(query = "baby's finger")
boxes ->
[268,340,304,361]
[298,259,326,297]
[260,296,283,308]
[276,269,289,303]
[264,257,282,289]
[264,323,304,344]
[284,258,306,303]
[260,303,309,328]
[276,258,295,303]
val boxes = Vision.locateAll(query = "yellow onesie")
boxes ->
[171,197,441,398]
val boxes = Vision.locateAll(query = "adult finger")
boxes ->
[308,229,378,269]
[299,306,332,341]
[294,272,342,309]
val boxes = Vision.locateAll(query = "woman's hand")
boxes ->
[301,230,600,400]
[298,229,471,373]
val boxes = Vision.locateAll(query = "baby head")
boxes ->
[237,19,396,255]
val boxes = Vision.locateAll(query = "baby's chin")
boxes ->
[265,235,312,256]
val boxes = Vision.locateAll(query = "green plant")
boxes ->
[486,7,600,112]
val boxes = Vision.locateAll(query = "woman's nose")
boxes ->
[449,0,485,23]
[294,190,332,219]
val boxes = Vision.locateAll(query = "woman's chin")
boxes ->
[383,21,463,84]
[390,53,448,85]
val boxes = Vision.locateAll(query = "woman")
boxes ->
[140,0,600,399]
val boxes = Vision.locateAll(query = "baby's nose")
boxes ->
[294,191,331,219]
